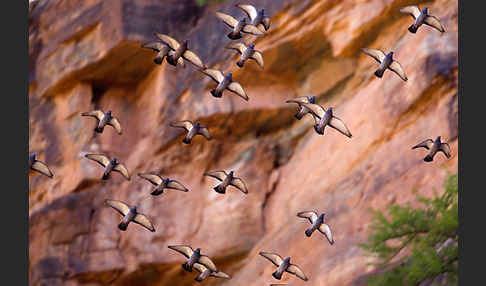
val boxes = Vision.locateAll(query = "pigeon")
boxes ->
[84,153,130,180]
[216,12,265,40]
[236,4,271,31]
[81,110,122,134]
[168,245,218,273]
[297,211,334,245]
[193,263,231,282]
[285,95,316,120]
[225,42,264,69]
[138,173,189,195]
[29,153,53,178]
[412,136,451,162]
[141,40,178,65]
[259,252,308,281]
[201,68,248,101]
[204,170,248,194]
[104,199,155,232]
[299,103,352,138]
[154,33,206,69]
[399,6,445,34]
[169,120,212,144]
[361,48,408,81]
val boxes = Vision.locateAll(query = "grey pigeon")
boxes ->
[361,48,408,81]
[81,110,122,134]
[141,40,174,65]
[168,245,218,273]
[259,252,308,281]
[193,263,231,282]
[226,42,264,69]
[297,211,334,245]
[300,103,352,138]
[201,68,248,101]
[216,12,264,40]
[138,173,189,196]
[236,4,271,31]
[169,120,212,144]
[412,136,451,162]
[29,153,53,178]
[204,170,248,194]
[399,6,445,34]
[285,95,316,120]
[84,153,130,180]
[154,33,206,70]
[105,199,155,232]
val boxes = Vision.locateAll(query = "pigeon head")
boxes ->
[240,17,247,23]
[283,257,291,264]
[261,9,265,15]
[227,72,233,80]
[228,171,234,177]
[194,122,201,128]
[436,136,441,142]
[195,248,201,254]
[327,106,334,116]
[387,51,394,58]
[318,213,325,220]
[422,7,429,14]
[309,96,316,104]
[131,205,137,212]
[249,43,255,49]
[112,158,118,164]
[107,110,112,115]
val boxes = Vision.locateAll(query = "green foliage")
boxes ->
[195,0,226,6]
[360,174,458,286]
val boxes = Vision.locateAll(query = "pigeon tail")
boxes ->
[294,110,305,120]
[305,228,314,237]
[374,68,385,78]
[182,137,192,144]
[166,56,178,66]
[210,89,223,98]
[424,155,434,162]
[151,189,163,196]
[236,60,245,68]
[408,24,418,33]
[228,32,242,40]
[213,184,226,194]
[154,56,164,65]
[314,125,324,135]
[182,262,193,272]
[194,276,203,282]
[102,172,110,180]
[94,126,104,133]
[272,270,283,280]
[118,221,128,231]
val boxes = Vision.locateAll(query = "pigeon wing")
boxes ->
[113,163,130,180]
[230,177,248,194]
[399,5,421,19]
[242,24,265,36]
[262,17,271,30]
[424,15,445,33]
[204,170,228,181]
[81,110,105,121]
[193,262,208,274]
[259,252,284,267]
[197,127,212,140]
[297,211,318,224]
[412,139,434,150]
[85,153,110,168]
[133,213,155,232]
[201,68,225,83]
[389,60,408,81]
[167,179,189,192]
[439,142,452,158]
[318,223,334,245]
[361,48,387,63]
[198,256,218,272]
[211,271,231,279]
[154,33,180,50]
[225,42,247,54]
[168,245,194,258]
[105,200,130,216]
[227,82,249,101]
[329,116,352,138]
[300,103,326,119]
[286,96,311,105]
[31,160,53,178]
[141,41,164,52]
[138,173,163,186]
[170,120,194,131]
[183,50,206,70]
[250,50,264,69]
[107,117,122,134]
[236,4,258,21]
[287,264,308,281]
[215,12,238,28]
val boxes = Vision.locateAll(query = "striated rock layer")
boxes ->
[29,0,458,285]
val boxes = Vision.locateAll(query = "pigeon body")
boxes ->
[201,68,248,101]
[300,103,352,138]
[412,136,451,162]
[81,110,122,134]
[226,42,264,69]
[285,95,316,120]
[215,12,264,40]
[193,263,231,282]
[236,4,271,31]
[29,153,53,178]
[399,6,445,33]
[259,252,308,281]
[204,170,248,194]
[154,34,206,70]
[168,245,218,273]
[138,173,189,195]
[297,211,334,245]
[169,120,211,144]
[84,153,130,180]
[105,200,155,232]
[361,48,408,81]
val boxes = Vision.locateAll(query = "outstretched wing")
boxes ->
[215,11,238,28]
[286,96,311,105]
[167,179,189,192]
[262,17,271,30]
[300,103,326,118]
[133,213,155,232]
[227,81,249,101]
[183,50,206,70]
[318,223,334,245]
[105,199,130,217]
[138,173,163,186]
[81,110,104,121]
[31,160,53,178]
[204,170,228,182]
[412,139,434,150]
[329,116,352,138]
[297,211,318,224]
[242,24,265,36]
[107,117,122,134]
[113,163,130,180]
[399,5,421,19]
[225,42,247,54]
[141,41,164,52]
[211,271,231,279]
[287,264,308,281]
[230,177,248,194]
[198,256,218,272]
[193,262,208,274]
[439,142,452,158]
[424,15,445,33]
[236,4,258,21]
[259,252,284,267]
[389,60,408,81]
[197,127,212,140]
[168,245,194,259]
[84,153,110,168]
[201,68,225,83]
[170,120,193,131]
[154,33,180,50]
[361,48,387,63]
[250,50,264,69]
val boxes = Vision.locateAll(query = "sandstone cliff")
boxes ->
[29,0,458,285]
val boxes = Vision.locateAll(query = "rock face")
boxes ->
[29,0,458,285]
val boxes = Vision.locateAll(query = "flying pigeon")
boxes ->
[399,5,445,33]
[204,170,248,194]
[225,42,264,69]
[154,33,206,69]
[297,211,334,245]
[236,4,271,31]
[141,40,179,65]
[105,199,155,232]
[84,153,130,180]
[285,95,316,120]
[216,11,264,40]
[168,245,218,273]
[300,103,352,138]
[138,173,189,195]
[412,136,451,162]
[81,110,122,134]
[29,153,53,178]
[361,48,408,81]
[259,252,308,281]
[201,68,248,101]
[169,120,212,144]
[193,263,231,282]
